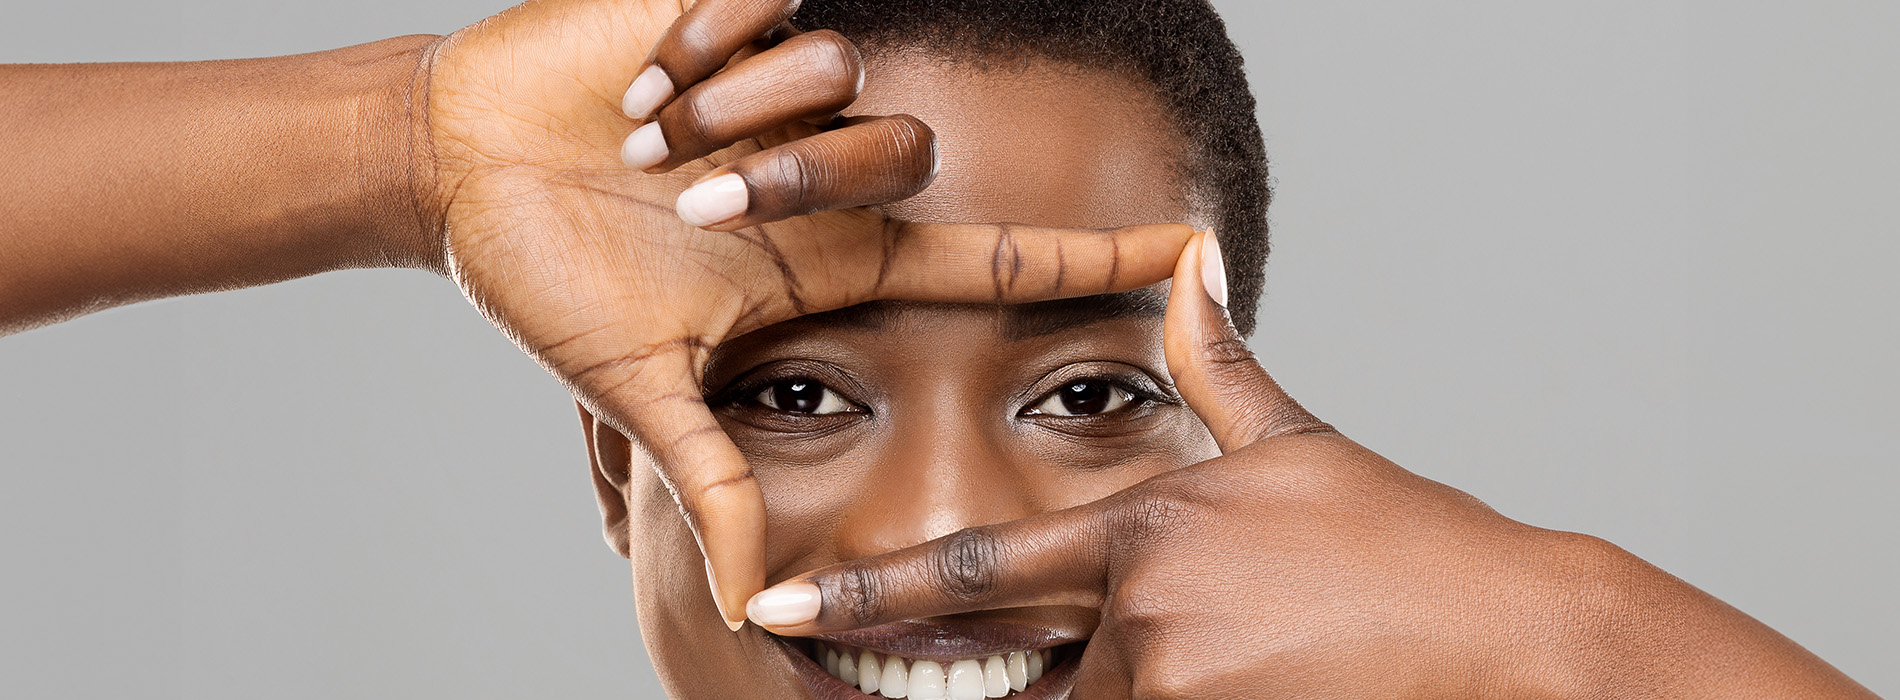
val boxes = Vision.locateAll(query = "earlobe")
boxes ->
[577,401,634,559]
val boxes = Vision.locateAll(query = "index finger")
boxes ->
[623,0,801,118]
[743,497,1123,635]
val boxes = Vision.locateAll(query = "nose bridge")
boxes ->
[833,390,1035,561]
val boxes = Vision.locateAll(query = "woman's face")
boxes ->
[585,54,1218,699]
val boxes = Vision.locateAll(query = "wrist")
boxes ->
[340,35,448,274]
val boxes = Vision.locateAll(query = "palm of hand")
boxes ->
[424,1,893,428]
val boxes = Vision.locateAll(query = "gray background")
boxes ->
[1,0,1893,697]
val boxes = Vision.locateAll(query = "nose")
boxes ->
[830,394,1037,561]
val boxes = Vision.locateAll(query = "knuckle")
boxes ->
[751,143,819,215]
[932,527,1002,604]
[1199,334,1257,370]
[664,93,719,149]
[659,21,725,83]
[1110,480,1204,550]
[827,564,886,628]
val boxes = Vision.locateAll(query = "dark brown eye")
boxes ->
[754,379,853,415]
[1027,379,1136,417]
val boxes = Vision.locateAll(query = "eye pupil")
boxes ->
[773,381,825,413]
[1059,380,1111,415]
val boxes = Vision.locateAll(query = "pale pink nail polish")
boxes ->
[747,581,821,628]
[1201,233,1228,308]
[622,64,674,119]
[620,121,669,171]
[675,173,749,227]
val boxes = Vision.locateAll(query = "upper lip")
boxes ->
[806,615,1088,663]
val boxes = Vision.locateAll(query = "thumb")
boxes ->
[1164,232,1330,452]
[584,347,765,632]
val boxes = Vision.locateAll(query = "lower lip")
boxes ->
[773,636,1082,700]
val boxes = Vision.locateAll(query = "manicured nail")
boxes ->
[704,558,746,632]
[622,64,674,119]
[676,173,749,227]
[1200,232,1228,308]
[620,121,669,171]
[747,581,821,628]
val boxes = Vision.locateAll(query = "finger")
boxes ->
[581,346,766,630]
[673,115,935,229]
[1163,232,1330,452]
[622,0,802,120]
[743,501,1119,635]
[623,29,864,173]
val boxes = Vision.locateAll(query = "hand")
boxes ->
[743,234,1876,697]
[419,0,1193,627]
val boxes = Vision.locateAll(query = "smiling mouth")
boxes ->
[802,639,1070,698]
[771,619,1085,700]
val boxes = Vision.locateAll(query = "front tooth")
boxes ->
[947,659,984,700]
[825,647,840,676]
[983,656,1009,697]
[1006,652,1028,692]
[839,650,859,686]
[879,657,909,698]
[1026,650,1043,683]
[859,651,882,695]
[909,660,948,699]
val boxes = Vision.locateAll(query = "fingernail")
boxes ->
[1200,232,1228,308]
[620,121,669,171]
[676,173,749,228]
[705,558,746,632]
[747,581,821,628]
[622,64,674,119]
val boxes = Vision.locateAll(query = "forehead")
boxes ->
[817,51,1189,337]
[844,50,1191,228]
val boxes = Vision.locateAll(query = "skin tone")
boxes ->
[0,0,1876,695]
[0,0,1191,624]
[580,24,1877,700]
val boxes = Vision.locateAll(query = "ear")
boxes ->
[576,401,634,559]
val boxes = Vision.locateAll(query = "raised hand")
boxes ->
[423,0,1193,627]
[741,234,1876,697]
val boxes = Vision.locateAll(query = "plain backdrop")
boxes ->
[1,0,1894,697]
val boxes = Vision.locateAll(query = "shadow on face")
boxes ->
[578,55,1217,699]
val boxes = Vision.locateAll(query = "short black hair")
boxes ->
[792,0,1271,335]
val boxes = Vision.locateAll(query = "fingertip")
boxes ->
[747,580,822,629]
[623,64,675,120]
[677,173,750,228]
[621,121,670,171]
[1200,232,1228,308]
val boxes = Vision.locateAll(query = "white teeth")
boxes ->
[859,650,882,695]
[947,659,984,700]
[1006,652,1027,692]
[840,651,860,686]
[811,642,1061,698]
[909,660,947,699]
[880,655,909,698]
[983,656,1010,698]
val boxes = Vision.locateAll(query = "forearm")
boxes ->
[1522,534,1877,699]
[0,35,442,334]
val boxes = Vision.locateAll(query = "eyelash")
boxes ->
[716,367,1175,423]
[1019,375,1168,419]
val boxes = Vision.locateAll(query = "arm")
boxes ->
[0,0,1195,628]
[0,36,440,333]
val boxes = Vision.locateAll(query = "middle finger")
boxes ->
[622,29,863,173]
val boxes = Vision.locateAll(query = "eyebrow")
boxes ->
[802,288,1169,340]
